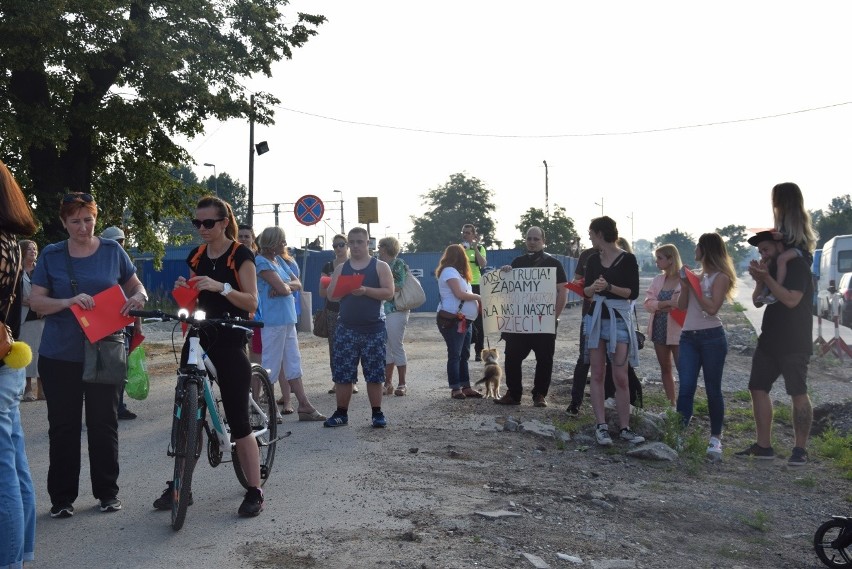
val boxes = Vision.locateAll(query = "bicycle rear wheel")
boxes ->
[233,364,277,489]
[172,380,201,531]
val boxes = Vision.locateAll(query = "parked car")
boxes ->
[835,272,852,327]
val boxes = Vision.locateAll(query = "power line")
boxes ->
[274,100,852,139]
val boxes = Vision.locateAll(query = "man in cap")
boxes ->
[101,226,142,420]
[735,230,813,465]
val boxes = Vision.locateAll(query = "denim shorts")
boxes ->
[584,315,629,344]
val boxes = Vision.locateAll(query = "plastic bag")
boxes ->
[126,346,149,400]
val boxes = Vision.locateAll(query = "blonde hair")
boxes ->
[655,244,682,278]
[257,226,287,257]
[772,182,817,252]
[378,236,400,257]
[697,233,736,301]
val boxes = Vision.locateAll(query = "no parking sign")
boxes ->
[294,195,324,226]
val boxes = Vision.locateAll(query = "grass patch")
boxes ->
[813,427,852,480]
[772,403,792,423]
[732,301,747,313]
[740,510,771,532]
[732,390,752,402]
[793,475,817,488]
[693,398,709,416]
[642,391,672,409]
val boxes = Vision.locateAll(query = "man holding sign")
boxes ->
[491,227,568,407]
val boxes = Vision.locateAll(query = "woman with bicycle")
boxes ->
[163,196,264,517]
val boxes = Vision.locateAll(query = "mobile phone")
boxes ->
[679,266,687,279]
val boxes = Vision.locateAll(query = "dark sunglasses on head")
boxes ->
[191,218,225,229]
[333,242,347,248]
[63,193,94,203]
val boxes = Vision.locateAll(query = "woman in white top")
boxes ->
[435,244,481,399]
[676,233,736,461]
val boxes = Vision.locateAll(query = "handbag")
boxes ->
[313,307,329,338]
[82,331,127,385]
[64,241,127,384]
[393,265,426,311]
[635,330,646,350]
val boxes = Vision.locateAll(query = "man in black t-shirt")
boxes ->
[494,227,568,407]
[736,230,814,466]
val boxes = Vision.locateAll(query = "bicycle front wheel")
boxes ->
[233,364,277,489]
[172,380,201,531]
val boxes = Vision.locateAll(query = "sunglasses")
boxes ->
[191,218,225,229]
[63,193,94,203]
[333,242,347,248]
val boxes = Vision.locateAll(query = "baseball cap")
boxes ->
[101,226,125,241]
[747,230,775,247]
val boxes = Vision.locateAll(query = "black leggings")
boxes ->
[181,328,252,439]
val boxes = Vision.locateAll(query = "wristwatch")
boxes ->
[220,283,233,296]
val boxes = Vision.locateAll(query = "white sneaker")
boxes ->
[604,397,617,410]
[595,424,612,446]
[706,437,723,461]
[619,427,645,444]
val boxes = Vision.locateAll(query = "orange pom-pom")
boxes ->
[3,341,32,369]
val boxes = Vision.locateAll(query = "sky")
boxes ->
[182,1,852,252]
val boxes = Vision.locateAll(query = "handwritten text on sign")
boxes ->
[481,267,556,334]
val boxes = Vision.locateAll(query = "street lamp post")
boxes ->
[627,211,635,250]
[203,163,217,196]
[542,160,549,221]
[333,189,344,234]
[594,198,604,216]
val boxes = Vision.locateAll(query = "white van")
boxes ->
[817,234,852,318]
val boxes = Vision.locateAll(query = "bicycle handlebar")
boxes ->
[129,309,264,329]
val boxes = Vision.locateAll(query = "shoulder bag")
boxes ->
[394,264,426,311]
[64,241,127,385]
[313,307,329,338]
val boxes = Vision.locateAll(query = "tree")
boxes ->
[0,2,325,259]
[653,229,696,266]
[205,173,248,224]
[716,224,751,268]
[512,206,579,255]
[408,173,499,252]
[813,195,852,247]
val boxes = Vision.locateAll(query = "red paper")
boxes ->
[683,267,702,297]
[670,308,686,327]
[565,278,585,296]
[129,333,145,353]
[331,273,365,297]
[320,275,331,288]
[172,285,199,309]
[70,285,134,343]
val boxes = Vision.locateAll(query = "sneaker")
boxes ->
[532,394,548,408]
[604,397,617,410]
[153,481,193,510]
[734,443,775,460]
[706,437,723,461]
[566,403,580,416]
[474,354,482,362]
[352,385,359,394]
[494,393,521,406]
[50,504,74,518]
[372,411,387,428]
[595,424,612,446]
[100,498,122,512]
[619,427,645,444]
[788,446,808,466]
[238,487,264,517]
[323,411,349,428]
[118,407,137,420]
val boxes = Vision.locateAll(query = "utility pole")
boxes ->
[248,94,255,228]
[542,160,549,221]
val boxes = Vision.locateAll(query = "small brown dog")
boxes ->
[475,348,503,398]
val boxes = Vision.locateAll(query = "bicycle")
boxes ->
[131,308,282,531]
[815,515,852,568]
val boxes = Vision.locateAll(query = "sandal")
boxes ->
[384,383,394,395]
[462,388,483,399]
[394,385,407,396]
[451,390,466,400]
[298,409,327,421]
[281,407,295,415]
[277,396,287,404]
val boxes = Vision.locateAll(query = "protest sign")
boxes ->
[481,267,557,334]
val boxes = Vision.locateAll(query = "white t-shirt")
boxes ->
[438,267,479,320]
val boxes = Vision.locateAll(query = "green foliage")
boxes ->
[813,195,852,248]
[739,510,771,532]
[732,301,746,313]
[716,224,751,267]
[0,1,325,259]
[732,389,752,402]
[653,229,696,267]
[408,173,499,252]
[813,427,852,479]
[512,205,579,255]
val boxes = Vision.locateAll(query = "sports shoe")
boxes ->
[619,427,645,444]
[238,487,264,517]
[595,424,612,446]
[153,481,193,510]
[788,446,808,466]
[118,407,137,420]
[604,397,617,410]
[734,443,775,460]
[494,393,521,406]
[706,437,723,461]
[532,394,548,408]
[100,498,122,512]
[323,411,349,428]
[566,403,580,416]
[372,411,387,428]
[50,504,74,518]
[474,354,482,362]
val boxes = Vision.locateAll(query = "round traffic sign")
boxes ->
[294,194,324,226]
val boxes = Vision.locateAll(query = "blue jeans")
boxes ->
[438,322,472,390]
[677,327,727,436]
[0,365,36,568]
